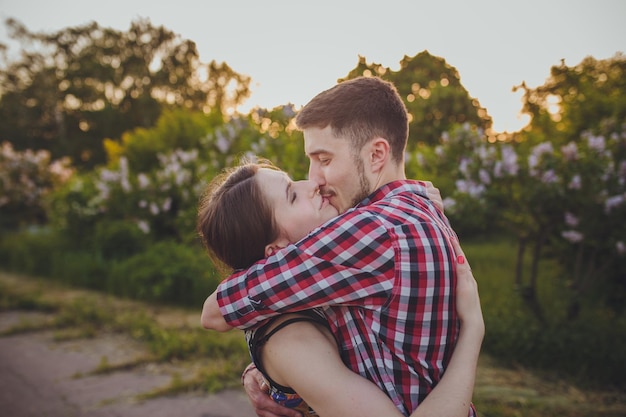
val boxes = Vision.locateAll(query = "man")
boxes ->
[202,76,474,417]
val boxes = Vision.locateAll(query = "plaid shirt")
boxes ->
[217,180,476,416]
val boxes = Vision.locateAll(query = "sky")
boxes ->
[0,0,624,133]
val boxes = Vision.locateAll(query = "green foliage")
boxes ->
[467,238,626,389]
[93,220,148,260]
[0,18,251,169]
[0,227,61,277]
[517,53,626,146]
[107,240,220,305]
[342,52,492,149]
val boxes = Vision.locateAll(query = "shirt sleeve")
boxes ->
[216,210,396,329]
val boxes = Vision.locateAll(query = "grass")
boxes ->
[0,266,625,417]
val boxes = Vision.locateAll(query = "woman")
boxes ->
[197,160,484,417]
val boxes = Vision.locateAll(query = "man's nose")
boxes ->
[308,165,324,187]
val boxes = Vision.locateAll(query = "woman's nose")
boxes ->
[297,180,319,196]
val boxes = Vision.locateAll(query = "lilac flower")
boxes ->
[479,169,491,185]
[568,175,582,190]
[605,194,625,214]
[459,158,471,177]
[137,220,150,234]
[282,104,296,118]
[564,212,579,227]
[162,197,172,212]
[456,179,486,198]
[617,241,626,255]
[443,197,456,211]
[618,161,626,186]
[587,134,606,152]
[562,230,584,243]
[500,145,519,176]
[541,169,559,184]
[215,131,230,154]
[137,173,151,189]
[561,142,578,161]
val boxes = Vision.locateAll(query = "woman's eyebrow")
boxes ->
[285,180,292,202]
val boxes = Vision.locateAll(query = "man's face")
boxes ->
[304,126,371,214]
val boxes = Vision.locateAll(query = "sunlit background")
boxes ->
[1,0,624,133]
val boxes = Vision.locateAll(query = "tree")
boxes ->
[341,52,492,150]
[515,53,626,146]
[0,18,251,169]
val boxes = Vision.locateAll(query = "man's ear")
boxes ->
[264,237,290,257]
[369,138,390,173]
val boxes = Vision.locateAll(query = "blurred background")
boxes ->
[0,1,624,416]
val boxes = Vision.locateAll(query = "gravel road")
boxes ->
[0,311,256,417]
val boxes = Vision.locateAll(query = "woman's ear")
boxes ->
[264,237,290,257]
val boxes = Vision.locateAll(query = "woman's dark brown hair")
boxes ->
[197,159,280,271]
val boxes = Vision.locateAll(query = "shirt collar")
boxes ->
[356,180,427,208]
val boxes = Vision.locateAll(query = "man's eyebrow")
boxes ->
[307,149,331,157]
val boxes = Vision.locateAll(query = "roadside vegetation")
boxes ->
[2,267,625,417]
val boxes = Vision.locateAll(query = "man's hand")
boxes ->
[242,365,303,417]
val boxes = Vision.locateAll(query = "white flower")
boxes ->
[532,142,554,158]
[459,158,471,177]
[456,179,485,198]
[568,175,582,190]
[605,194,625,214]
[561,142,578,161]
[416,153,425,166]
[479,169,491,185]
[150,202,159,215]
[137,220,150,234]
[443,197,456,211]
[564,212,579,227]
[162,197,172,212]
[541,170,559,184]
[215,131,230,154]
[137,173,151,189]
[282,104,296,118]
[587,134,606,152]
[500,145,519,176]
[562,230,584,243]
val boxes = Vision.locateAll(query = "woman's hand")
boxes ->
[242,365,303,417]
[451,237,484,336]
[424,181,444,212]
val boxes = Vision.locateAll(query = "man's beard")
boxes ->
[351,156,372,207]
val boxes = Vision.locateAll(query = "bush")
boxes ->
[0,227,61,276]
[93,220,148,260]
[107,240,221,305]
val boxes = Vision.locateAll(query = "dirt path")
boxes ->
[0,311,255,417]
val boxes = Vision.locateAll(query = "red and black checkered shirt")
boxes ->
[217,180,476,416]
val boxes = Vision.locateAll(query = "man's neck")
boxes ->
[372,165,406,192]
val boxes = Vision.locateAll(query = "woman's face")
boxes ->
[256,168,339,243]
